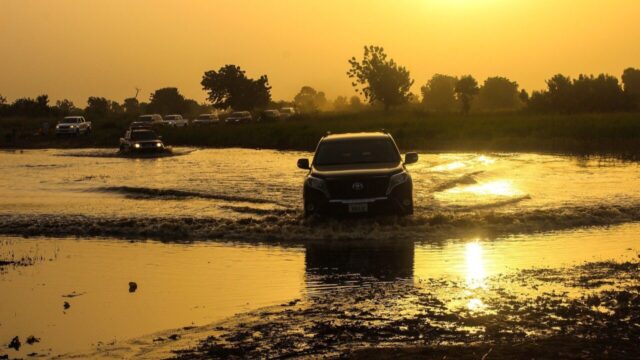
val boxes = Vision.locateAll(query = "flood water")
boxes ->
[1,148,639,357]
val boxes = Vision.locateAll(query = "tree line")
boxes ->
[2,45,639,118]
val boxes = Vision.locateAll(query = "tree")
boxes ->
[454,75,479,115]
[421,74,458,112]
[349,96,364,110]
[123,97,140,115]
[519,89,529,104]
[347,45,414,111]
[85,97,110,117]
[622,67,640,109]
[333,96,348,111]
[55,99,77,116]
[476,76,522,111]
[0,94,6,106]
[147,87,187,114]
[201,65,271,111]
[527,73,629,113]
[293,86,328,112]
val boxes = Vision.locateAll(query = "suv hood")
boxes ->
[311,162,403,178]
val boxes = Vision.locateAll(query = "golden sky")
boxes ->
[1,0,639,105]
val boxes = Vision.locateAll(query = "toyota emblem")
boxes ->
[352,182,364,191]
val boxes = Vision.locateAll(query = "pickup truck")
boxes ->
[55,116,92,136]
[163,114,189,127]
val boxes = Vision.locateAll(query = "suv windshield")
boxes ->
[139,116,154,122]
[314,138,400,166]
[130,130,158,141]
[63,118,81,123]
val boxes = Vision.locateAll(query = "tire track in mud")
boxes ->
[2,203,640,243]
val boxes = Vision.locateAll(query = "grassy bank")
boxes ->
[2,111,640,157]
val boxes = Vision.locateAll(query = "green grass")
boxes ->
[2,111,640,157]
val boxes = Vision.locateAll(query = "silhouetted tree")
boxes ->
[201,65,271,111]
[0,94,6,106]
[184,99,213,118]
[475,76,522,111]
[622,67,640,109]
[293,86,328,112]
[85,97,110,117]
[333,96,348,111]
[0,94,6,117]
[528,73,629,113]
[454,75,479,115]
[349,96,364,110]
[519,89,530,104]
[109,100,124,115]
[123,97,140,115]
[55,99,77,116]
[421,74,458,112]
[347,45,413,111]
[147,87,187,114]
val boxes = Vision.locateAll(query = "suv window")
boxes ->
[314,138,401,166]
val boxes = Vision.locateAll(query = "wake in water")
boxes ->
[2,202,640,243]
[97,186,282,205]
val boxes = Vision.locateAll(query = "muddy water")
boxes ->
[1,149,639,218]
[1,149,640,357]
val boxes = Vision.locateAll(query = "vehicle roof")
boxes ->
[320,132,392,142]
[63,116,83,119]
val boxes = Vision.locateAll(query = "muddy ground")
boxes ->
[170,260,640,359]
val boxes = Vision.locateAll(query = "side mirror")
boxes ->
[405,152,419,164]
[297,158,310,169]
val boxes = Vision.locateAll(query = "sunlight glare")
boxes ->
[465,241,486,289]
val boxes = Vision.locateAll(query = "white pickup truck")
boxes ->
[55,116,92,136]
[163,114,189,127]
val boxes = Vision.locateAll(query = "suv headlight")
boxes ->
[306,176,329,196]
[134,143,141,148]
[387,171,410,195]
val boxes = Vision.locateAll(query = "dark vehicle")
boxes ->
[297,132,418,217]
[119,129,165,153]
[224,111,252,124]
[258,110,280,122]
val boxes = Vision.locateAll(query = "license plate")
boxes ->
[348,203,368,213]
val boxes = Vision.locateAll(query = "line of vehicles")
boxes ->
[54,107,297,136]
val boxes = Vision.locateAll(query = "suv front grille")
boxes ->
[325,176,389,199]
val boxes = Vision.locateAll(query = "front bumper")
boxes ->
[55,127,79,134]
[304,180,413,216]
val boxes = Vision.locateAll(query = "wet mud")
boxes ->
[171,260,640,359]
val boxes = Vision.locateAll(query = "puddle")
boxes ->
[1,222,639,357]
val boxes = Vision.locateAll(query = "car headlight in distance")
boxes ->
[306,176,329,196]
[156,143,162,147]
[134,143,141,148]
[387,171,410,195]
[70,125,77,128]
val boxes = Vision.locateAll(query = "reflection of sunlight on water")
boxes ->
[449,180,521,197]
[465,242,486,289]
[465,242,487,311]
[467,298,485,311]
[431,161,466,172]
[477,155,495,165]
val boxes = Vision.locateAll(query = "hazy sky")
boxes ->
[1,0,639,105]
